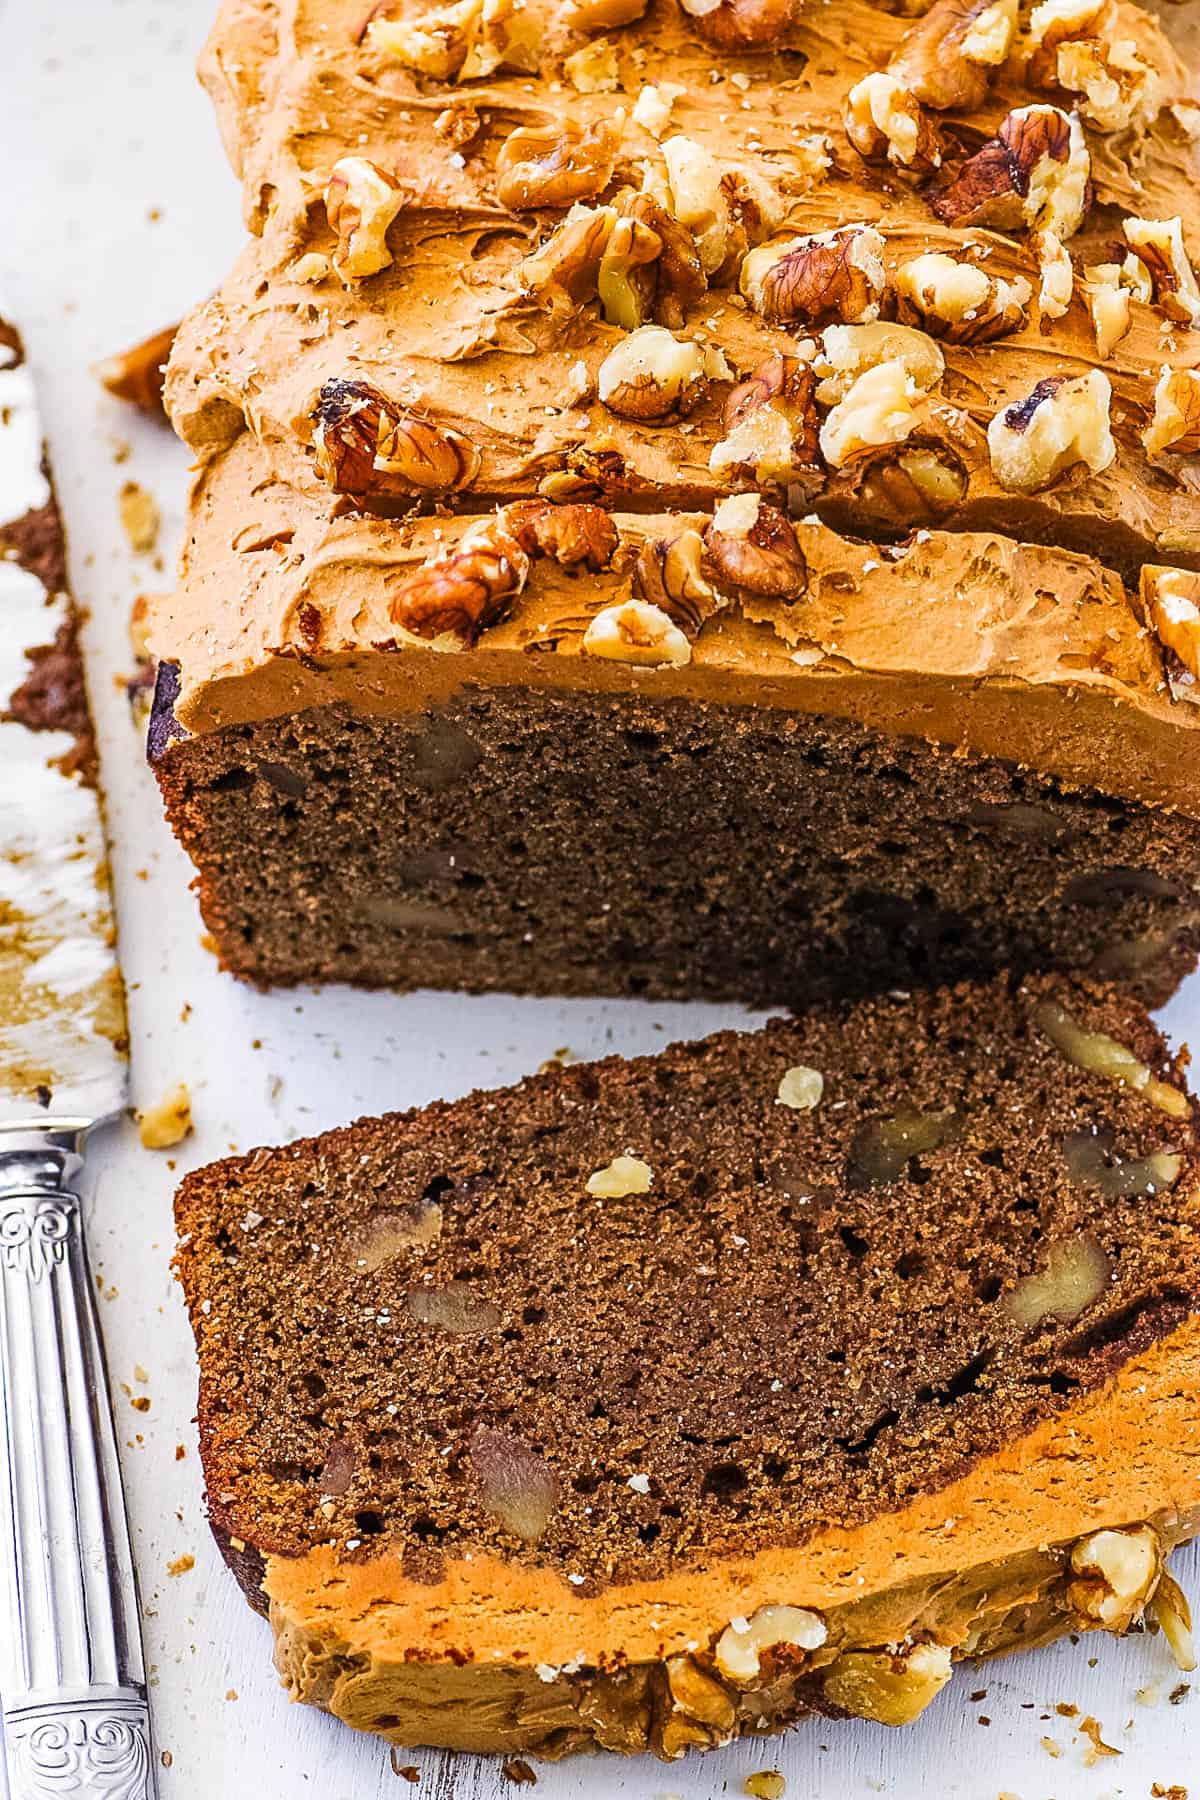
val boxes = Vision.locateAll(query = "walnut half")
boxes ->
[740,225,886,327]
[1142,368,1200,459]
[597,326,723,421]
[931,105,1090,239]
[312,378,480,497]
[703,492,808,599]
[895,252,1030,344]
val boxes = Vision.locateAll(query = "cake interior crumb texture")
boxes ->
[153,686,1200,1008]
[175,975,1200,1595]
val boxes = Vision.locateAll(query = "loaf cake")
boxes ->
[175,974,1200,1759]
[146,0,1200,1003]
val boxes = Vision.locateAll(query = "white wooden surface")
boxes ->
[2,2,1200,1792]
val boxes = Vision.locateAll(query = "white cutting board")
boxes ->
[2,3,1199,1794]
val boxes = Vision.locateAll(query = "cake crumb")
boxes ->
[744,1774,786,1799]
[130,1395,150,1413]
[586,1155,652,1198]
[1170,1683,1191,1704]
[166,1554,194,1578]
[118,481,160,553]
[225,1689,238,1702]
[160,1750,173,1769]
[175,1444,186,1461]
[501,1759,537,1786]
[138,1084,192,1149]
[1039,1736,1062,1758]
[389,1751,420,1782]
[1151,1785,1188,1798]
[1078,1714,1119,1763]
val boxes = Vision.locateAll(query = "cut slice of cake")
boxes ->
[175,975,1200,1760]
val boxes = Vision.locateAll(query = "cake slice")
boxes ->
[174,975,1200,1760]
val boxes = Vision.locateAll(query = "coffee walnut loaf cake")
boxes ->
[149,0,1200,1001]
[176,975,1200,1759]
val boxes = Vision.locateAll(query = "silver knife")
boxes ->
[0,323,155,1799]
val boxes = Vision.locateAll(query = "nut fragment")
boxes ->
[390,514,529,644]
[406,1283,502,1333]
[325,157,407,282]
[703,493,807,598]
[931,105,1090,238]
[582,598,693,667]
[1070,1526,1162,1630]
[633,529,719,635]
[95,322,178,418]
[138,1083,192,1151]
[516,204,618,320]
[822,1643,953,1726]
[469,1426,558,1542]
[1029,0,1163,134]
[368,0,481,78]
[843,73,942,176]
[597,325,715,421]
[814,321,944,406]
[585,1153,654,1194]
[1140,564,1200,678]
[1150,1571,1198,1671]
[1141,368,1200,459]
[1002,1232,1111,1327]
[1033,229,1074,321]
[710,354,823,492]
[740,226,886,326]
[987,371,1114,494]
[1081,264,1132,358]
[819,359,924,470]
[562,0,647,25]
[777,1065,823,1110]
[894,252,1030,344]
[313,378,480,497]
[496,119,618,211]
[1123,217,1200,327]
[665,1657,736,1730]
[889,0,1018,111]
[503,498,618,569]
[713,1606,827,1685]
[1035,998,1191,1117]
[660,135,781,280]
[563,38,619,92]
[678,0,797,51]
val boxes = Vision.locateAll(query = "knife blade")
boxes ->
[0,320,156,1800]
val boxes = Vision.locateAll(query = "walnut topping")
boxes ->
[822,1644,953,1726]
[660,135,781,280]
[313,377,481,496]
[843,74,942,176]
[1035,997,1191,1118]
[632,82,685,138]
[813,321,944,406]
[1081,264,1132,358]
[1150,1572,1198,1672]
[584,192,707,332]
[703,493,807,598]
[889,0,1018,111]
[597,325,719,420]
[713,1606,827,1685]
[986,370,1113,494]
[586,1154,654,1195]
[777,1065,823,1110]
[710,354,823,493]
[595,212,663,330]
[664,1657,736,1732]
[1070,1526,1162,1631]
[633,529,719,635]
[516,204,618,320]
[469,1427,558,1543]
[368,0,481,78]
[504,498,618,569]
[562,0,647,26]
[1002,1232,1111,1327]
[819,359,924,470]
[1141,565,1200,677]
[496,119,618,211]
[389,515,529,644]
[1033,229,1074,321]
[1029,0,1163,134]
[678,0,797,51]
[563,37,619,91]
[931,105,1090,239]
[138,1084,193,1151]
[1122,217,1200,327]
[895,252,1030,343]
[582,599,693,666]
[1143,368,1200,458]
[324,158,407,282]
[740,225,886,327]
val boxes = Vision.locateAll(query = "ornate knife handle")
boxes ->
[0,1130,155,1800]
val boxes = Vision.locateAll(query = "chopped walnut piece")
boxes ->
[516,204,617,319]
[932,105,1090,238]
[704,493,808,598]
[895,252,1030,343]
[1029,0,1163,134]
[819,359,924,469]
[563,38,619,91]
[1035,997,1191,1117]
[1141,565,1200,677]
[823,1644,953,1725]
[614,191,707,330]
[95,322,178,418]
[659,135,780,280]
[313,378,480,496]
[562,0,647,25]
[710,354,823,493]
[740,225,886,327]
[665,1657,736,1731]
[1082,264,1133,358]
[889,0,1018,112]
[634,529,719,635]
[777,1065,823,1110]
[138,1083,193,1151]
[714,1606,827,1685]
[843,73,942,176]
[1002,1232,1110,1327]
[119,481,160,554]
[469,1427,558,1542]
[1150,1572,1198,1672]
[987,370,1113,494]
[1033,229,1074,320]
[368,0,481,77]
[1143,368,1200,458]
[1070,1526,1162,1631]
[597,325,718,420]
[503,498,618,569]
[325,157,407,283]
[814,321,944,406]
[390,515,529,644]
[632,82,685,139]
[678,0,797,51]
[582,598,692,666]
[595,212,663,330]
[1122,217,1200,327]
[496,119,618,211]
[586,1154,654,1194]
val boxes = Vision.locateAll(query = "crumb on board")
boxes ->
[166,1554,194,1578]
[225,1689,238,1702]
[744,1774,786,1799]
[118,480,160,553]
[130,1395,150,1413]
[500,1759,537,1787]
[175,1443,186,1460]
[388,1749,420,1782]
[1151,1784,1188,1799]
[137,1083,192,1149]
[1078,1714,1120,1764]
[1039,1735,1062,1758]
[160,1750,173,1770]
